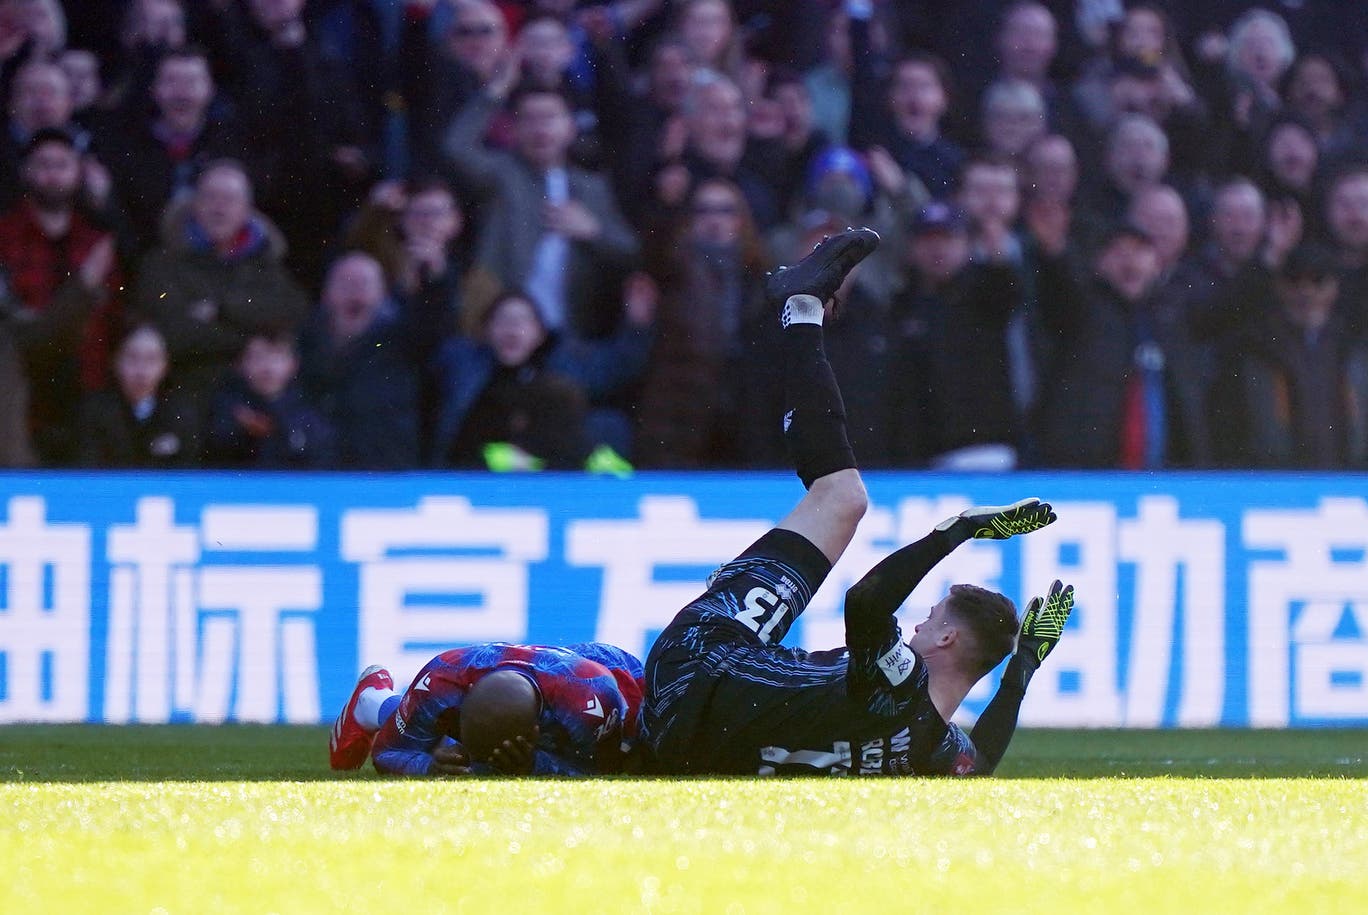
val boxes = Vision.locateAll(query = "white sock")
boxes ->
[353,686,397,732]
[781,294,824,328]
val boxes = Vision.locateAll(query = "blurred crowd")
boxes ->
[1,0,1366,473]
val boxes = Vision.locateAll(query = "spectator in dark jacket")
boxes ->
[0,127,123,465]
[636,178,780,468]
[76,322,200,468]
[299,251,446,469]
[134,159,309,414]
[397,0,510,177]
[206,0,369,285]
[205,330,334,469]
[344,176,466,326]
[98,46,244,254]
[443,78,639,339]
[1209,242,1367,468]
[890,200,1033,470]
[432,291,593,471]
[0,59,83,211]
[1323,164,1368,340]
[598,37,691,227]
[432,277,655,467]
[847,7,964,200]
[654,73,782,231]
[1038,220,1212,468]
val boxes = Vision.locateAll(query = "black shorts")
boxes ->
[642,527,836,773]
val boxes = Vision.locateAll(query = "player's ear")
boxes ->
[936,625,957,649]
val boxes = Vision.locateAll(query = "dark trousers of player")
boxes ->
[643,306,859,772]
[645,527,848,773]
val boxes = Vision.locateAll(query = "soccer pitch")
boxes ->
[3,727,1366,914]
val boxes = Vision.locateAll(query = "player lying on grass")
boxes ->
[329,642,645,776]
[643,227,1075,776]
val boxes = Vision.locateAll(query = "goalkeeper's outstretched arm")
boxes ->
[970,579,1075,774]
[845,498,1058,645]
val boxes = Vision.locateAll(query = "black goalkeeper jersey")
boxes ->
[697,642,982,777]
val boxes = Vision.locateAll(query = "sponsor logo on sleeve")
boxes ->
[876,642,917,686]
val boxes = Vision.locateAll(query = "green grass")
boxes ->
[2,727,1366,913]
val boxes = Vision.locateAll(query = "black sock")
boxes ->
[782,322,856,488]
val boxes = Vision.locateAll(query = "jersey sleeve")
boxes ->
[370,670,467,777]
[538,660,635,774]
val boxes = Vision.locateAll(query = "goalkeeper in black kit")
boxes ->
[642,227,1075,776]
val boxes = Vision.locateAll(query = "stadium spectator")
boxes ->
[345,176,466,320]
[1201,9,1296,176]
[75,321,199,468]
[848,6,963,201]
[100,0,189,113]
[1023,133,1079,206]
[5,0,65,58]
[0,127,121,465]
[1128,184,1190,278]
[1323,164,1368,340]
[958,155,1024,259]
[515,12,605,168]
[1036,220,1211,469]
[1075,5,1202,138]
[397,0,512,178]
[1209,242,1368,469]
[1257,115,1321,211]
[443,77,638,339]
[597,36,691,226]
[1,59,82,209]
[1282,52,1359,163]
[207,0,369,285]
[989,1,1072,130]
[1079,113,1170,240]
[636,178,778,468]
[901,199,1034,470]
[674,0,743,83]
[204,330,334,470]
[661,71,780,230]
[133,159,308,414]
[430,291,592,471]
[98,46,244,254]
[1185,177,1268,347]
[298,251,444,469]
[979,79,1048,164]
[748,70,828,219]
[804,5,853,146]
[57,48,99,123]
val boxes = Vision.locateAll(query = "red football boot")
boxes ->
[329,665,393,770]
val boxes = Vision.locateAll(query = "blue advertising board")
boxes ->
[0,471,1364,728]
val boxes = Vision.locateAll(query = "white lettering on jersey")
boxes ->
[876,642,917,686]
[859,737,885,775]
[594,708,620,741]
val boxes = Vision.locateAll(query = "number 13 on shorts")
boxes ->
[737,586,789,643]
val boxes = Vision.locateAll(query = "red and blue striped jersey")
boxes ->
[371,641,644,776]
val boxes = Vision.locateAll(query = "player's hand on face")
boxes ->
[937,497,1057,541]
[429,742,475,777]
[488,727,539,776]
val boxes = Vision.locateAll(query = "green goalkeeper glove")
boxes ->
[1000,579,1074,692]
[935,497,1057,544]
